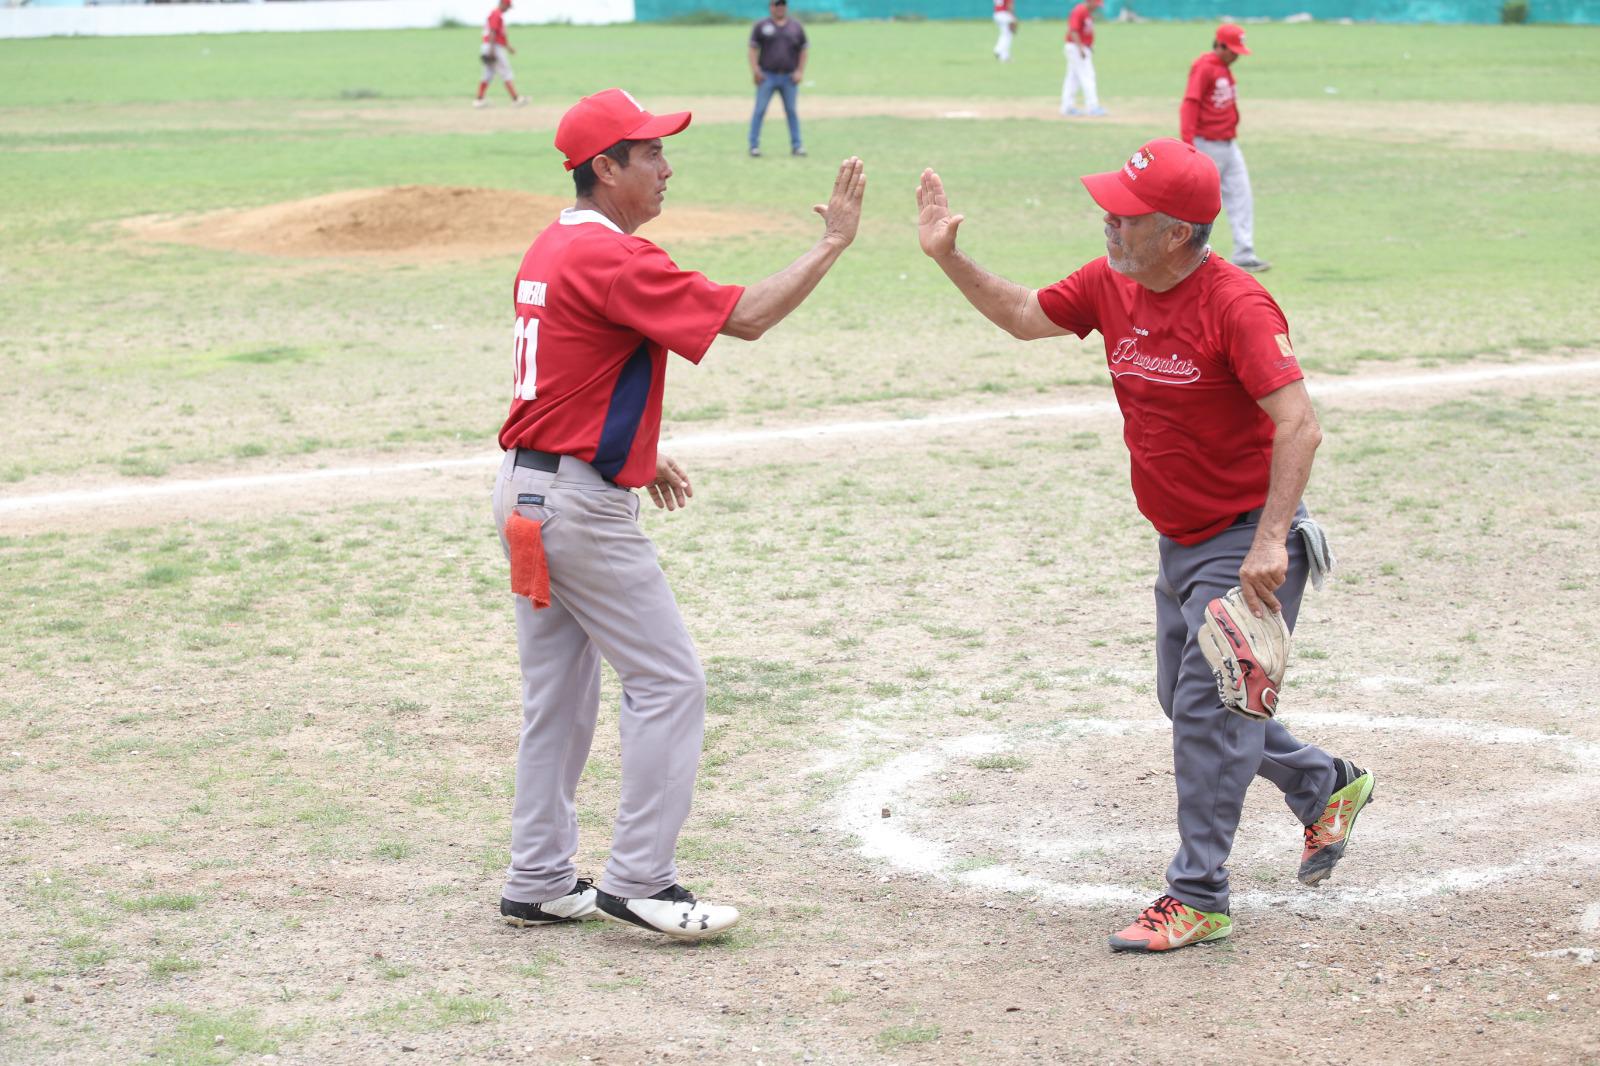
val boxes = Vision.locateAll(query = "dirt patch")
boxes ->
[122,185,788,262]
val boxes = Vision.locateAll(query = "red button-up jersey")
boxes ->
[497,210,743,488]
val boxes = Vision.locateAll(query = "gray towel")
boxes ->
[1295,517,1336,592]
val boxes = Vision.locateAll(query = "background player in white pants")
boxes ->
[1181,24,1267,271]
[474,0,527,109]
[1062,0,1105,117]
[993,0,1018,63]
[494,88,865,941]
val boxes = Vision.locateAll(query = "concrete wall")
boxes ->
[0,1,637,39]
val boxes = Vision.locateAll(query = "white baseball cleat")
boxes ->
[472,98,489,109]
[512,96,530,107]
[595,883,739,941]
[500,878,600,926]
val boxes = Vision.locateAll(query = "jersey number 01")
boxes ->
[512,316,539,401]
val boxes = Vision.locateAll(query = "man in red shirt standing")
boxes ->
[474,0,527,109]
[493,87,865,940]
[1062,0,1106,117]
[1181,23,1266,271]
[915,139,1374,952]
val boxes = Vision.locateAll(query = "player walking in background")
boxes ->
[474,0,528,109]
[748,0,808,158]
[993,0,1019,62]
[494,88,865,940]
[1182,24,1267,271]
[915,139,1373,952]
[1062,0,1105,117]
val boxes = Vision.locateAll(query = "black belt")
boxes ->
[1231,507,1266,527]
[512,448,561,473]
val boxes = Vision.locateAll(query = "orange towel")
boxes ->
[505,511,551,610]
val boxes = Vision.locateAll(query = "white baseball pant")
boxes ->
[993,13,1017,61]
[1061,44,1099,113]
[1194,136,1257,260]
[480,44,514,85]
[494,452,707,904]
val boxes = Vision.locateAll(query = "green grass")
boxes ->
[0,24,1595,482]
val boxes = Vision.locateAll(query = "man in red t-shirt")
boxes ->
[1181,23,1266,270]
[493,87,865,941]
[1062,0,1106,117]
[915,139,1373,952]
[474,0,527,109]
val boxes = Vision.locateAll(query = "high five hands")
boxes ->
[815,156,866,249]
[916,168,964,260]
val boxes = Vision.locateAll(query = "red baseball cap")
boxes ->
[1079,137,1221,224]
[1215,23,1252,55]
[554,88,692,172]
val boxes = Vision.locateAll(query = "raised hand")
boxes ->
[916,168,965,260]
[813,156,866,249]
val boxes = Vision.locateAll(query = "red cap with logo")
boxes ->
[1079,137,1221,225]
[554,88,692,172]
[1215,23,1252,55]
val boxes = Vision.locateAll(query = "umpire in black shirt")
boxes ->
[747,0,808,157]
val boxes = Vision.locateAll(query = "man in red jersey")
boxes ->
[474,0,527,109]
[915,139,1373,952]
[1181,23,1266,270]
[1062,0,1105,117]
[493,87,865,941]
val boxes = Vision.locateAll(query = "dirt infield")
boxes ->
[122,185,788,261]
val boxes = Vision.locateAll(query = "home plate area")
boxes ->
[834,686,1600,922]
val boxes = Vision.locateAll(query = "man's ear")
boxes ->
[591,154,617,188]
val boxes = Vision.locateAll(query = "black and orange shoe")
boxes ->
[1299,758,1376,886]
[1108,894,1232,953]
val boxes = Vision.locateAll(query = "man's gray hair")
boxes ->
[1155,212,1213,253]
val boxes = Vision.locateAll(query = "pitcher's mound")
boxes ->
[124,185,788,261]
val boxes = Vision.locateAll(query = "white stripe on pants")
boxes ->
[1062,44,1098,112]
[1193,136,1256,259]
[494,452,707,903]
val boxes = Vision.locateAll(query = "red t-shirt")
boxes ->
[994,1,1014,13]
[1036,255,1303,545]
[1181,52,1239,142]
[483,9,508,47]
[1067,3,1095,47]
[497,210,743,489]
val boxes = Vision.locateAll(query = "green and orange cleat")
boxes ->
[1299,758,1376,886]
[1108,894,1232,953]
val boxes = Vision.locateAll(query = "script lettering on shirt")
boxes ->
[1109,336,1201,385]
[1209,77,1236,109]
[517,280,548,307]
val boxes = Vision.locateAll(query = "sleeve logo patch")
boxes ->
[1274,334,1296,360]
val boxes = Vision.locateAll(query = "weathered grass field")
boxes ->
[2,19,1599,1066]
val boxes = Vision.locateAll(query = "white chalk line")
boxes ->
[834,702,1600,915]
[5,357,1599,518]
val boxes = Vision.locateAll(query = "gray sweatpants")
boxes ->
[492,452,707,904]
[1193,136,1256,260]
[1153,508,1336,914]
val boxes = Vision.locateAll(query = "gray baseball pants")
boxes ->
[1154,507,1336,914]
[493,451,707,904]
[1193,136,1256,260]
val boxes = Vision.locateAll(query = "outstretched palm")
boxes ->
[814,156,866,247]
[916,168,964,259]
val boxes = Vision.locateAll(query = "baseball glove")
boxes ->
[1197,586,1291,721]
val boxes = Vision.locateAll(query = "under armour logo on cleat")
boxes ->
[679,912,711,931]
